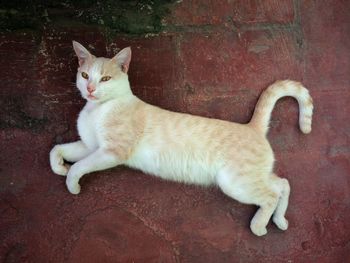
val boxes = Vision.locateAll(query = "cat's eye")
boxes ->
[81,72,89,79]
[100,76,112,82]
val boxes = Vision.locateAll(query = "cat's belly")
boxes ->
[126,144,217,186]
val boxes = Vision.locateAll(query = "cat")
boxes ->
[50,41,313,236]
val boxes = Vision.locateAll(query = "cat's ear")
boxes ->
[112,47,132,73]
[72,41,92,66]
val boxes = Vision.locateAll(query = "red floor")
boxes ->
[1,1,350,262]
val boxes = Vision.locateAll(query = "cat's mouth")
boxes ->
[87,94,98,100]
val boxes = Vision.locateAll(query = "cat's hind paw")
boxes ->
[250,222,268,236]
[273,215,289,231]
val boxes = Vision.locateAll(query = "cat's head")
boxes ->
[72,41,132,103]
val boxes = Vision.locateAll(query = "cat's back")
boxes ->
[141,102,264,147]
[126,101,272,184]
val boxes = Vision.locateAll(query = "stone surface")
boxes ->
[1,0,350,262]
[165,0,294,26]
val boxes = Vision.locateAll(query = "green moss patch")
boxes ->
[0,0,175,34]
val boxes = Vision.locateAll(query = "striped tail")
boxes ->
[249,80,314,136]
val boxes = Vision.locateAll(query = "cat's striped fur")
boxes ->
[50,41,313,236]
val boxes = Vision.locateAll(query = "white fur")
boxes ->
[50,42,313,236]
[126,135,218,185]
[52,94,224,189]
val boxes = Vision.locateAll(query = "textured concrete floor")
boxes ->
[1,0,350,262]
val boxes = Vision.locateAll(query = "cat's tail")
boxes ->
[249,80,314,136]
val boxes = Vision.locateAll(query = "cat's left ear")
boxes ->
[72,41,92,66]
[113,47,132,73]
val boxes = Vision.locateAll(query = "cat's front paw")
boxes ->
[66,169,81,195]
[67,182,81,195]
[50,145,69,176]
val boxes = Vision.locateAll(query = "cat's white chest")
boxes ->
[77,102,103,150]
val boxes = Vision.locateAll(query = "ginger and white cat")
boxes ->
[50,41,313,236]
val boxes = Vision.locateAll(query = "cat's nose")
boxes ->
[87,84,95,93]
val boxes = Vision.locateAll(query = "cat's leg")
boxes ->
[66,148,120,194]
[216,168,280,236]
[50,141,92,176]
[271,175,290,231]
